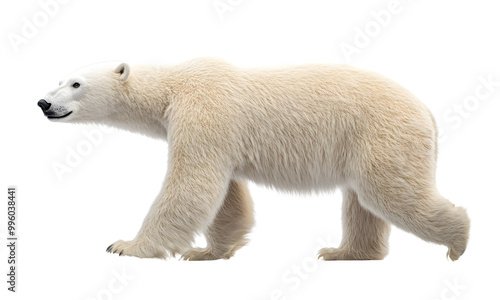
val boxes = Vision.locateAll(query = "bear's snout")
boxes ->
[37,99,51,113]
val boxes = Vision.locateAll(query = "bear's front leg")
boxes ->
[107,149,232,259]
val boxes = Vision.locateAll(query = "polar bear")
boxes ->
[38,58,470,261]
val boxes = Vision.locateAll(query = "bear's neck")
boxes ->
[109,66,172,140]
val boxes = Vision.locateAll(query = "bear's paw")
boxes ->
[106,239,166,259]
[181,248,224,261]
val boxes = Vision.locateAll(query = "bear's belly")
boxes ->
[232,156,347,192]
[231,129,354,192]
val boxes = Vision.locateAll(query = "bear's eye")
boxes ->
[72,82,80,88]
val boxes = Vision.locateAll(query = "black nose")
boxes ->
[38,99,51,112]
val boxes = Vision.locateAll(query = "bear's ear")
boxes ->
[114,63,130,82]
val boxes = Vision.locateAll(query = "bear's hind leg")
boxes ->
[182,180,255,260]
[319,188,391,260]
[359,183,470,261]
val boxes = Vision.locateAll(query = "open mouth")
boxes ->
[47,111,73,119]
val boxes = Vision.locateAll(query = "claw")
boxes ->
[106,245,113,253]
[113,249,118,254]
[119,250,124,256]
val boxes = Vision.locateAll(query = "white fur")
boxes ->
[41,58,470,260]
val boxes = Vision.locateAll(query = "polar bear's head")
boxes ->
[38,62,131,123]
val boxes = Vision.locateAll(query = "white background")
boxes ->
[1,0,499,299]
